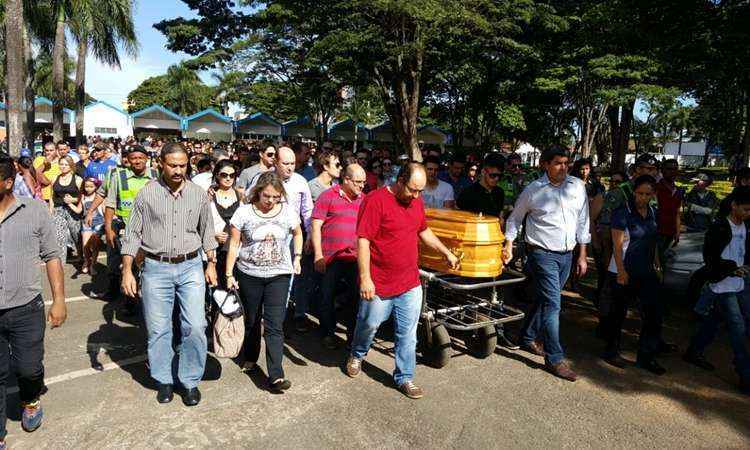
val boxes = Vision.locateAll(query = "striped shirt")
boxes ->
[121,178,218,258]
[312,185,363,263]
[0,196,62,309]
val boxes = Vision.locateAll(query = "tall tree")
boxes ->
[69,0,138,145]
[4,0,26,156]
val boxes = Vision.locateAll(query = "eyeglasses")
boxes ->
[265,152,276,157]
[487,173,502,179]
[383,161,392,166]
[348,179,366,185]
[218,172,236,179]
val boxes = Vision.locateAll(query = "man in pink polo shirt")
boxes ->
[345,163,459,399]
[312,163,367,350]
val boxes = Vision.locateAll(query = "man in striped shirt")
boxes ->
[121,143,217,407]
[311,163,366,349]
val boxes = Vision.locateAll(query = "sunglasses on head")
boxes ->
[218,172,236,179]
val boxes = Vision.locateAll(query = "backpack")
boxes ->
[211,288,245,358]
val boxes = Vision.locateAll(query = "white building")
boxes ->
[183,109,233,141]
[83,101,133,139]
[663,141,723,167]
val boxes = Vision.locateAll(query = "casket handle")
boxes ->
[450,248,465,261]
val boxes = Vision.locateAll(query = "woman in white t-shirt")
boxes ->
[225,171,303,393]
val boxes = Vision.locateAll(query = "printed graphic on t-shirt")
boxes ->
[247,222,286,267]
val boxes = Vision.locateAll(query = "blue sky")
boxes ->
[84,1,213,109]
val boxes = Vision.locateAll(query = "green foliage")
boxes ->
[126,65,218,115]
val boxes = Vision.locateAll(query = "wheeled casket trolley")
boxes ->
[417,209,527,368]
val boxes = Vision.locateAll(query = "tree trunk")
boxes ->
[24,23,36,148]
[75,37,88,145]
[352,121,358,153]
[4,0,26,158]
[608,102,634,172]
[52,6,67,142]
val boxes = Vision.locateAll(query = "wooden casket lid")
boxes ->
[424,208,500,224]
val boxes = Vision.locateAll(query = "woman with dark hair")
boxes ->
[51,155,83,265]
[601,175,667,374]
[210,159,241,286]
[13,156,40,199]
[225,171,303,392]
[571,158,605,291]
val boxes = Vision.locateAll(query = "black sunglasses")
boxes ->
[487,173,502,179]
[218,172,236,179]
[265,152,276,157]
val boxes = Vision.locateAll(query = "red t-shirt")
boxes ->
[655,179,683,237]
[357,187,427,298]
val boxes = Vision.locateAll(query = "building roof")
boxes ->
[84,100,128,116]
[130,104,183,121]
[330,118,368,132]
[183,108,232,123]
[236,112,282,127]
[35,96,75,114]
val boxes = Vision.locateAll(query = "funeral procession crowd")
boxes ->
[1,134,749,446]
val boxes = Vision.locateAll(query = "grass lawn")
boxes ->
[676,179,733,200]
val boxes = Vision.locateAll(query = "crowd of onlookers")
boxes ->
[2,132,750,445]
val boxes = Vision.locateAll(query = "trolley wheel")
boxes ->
[420,323,452,368]
[466,324,497,358]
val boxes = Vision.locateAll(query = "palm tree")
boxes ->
[49,0,137,142]
[69,0,137,144]
[4,0,27,156]
[167,64,204,115]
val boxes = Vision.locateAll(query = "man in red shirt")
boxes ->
[345,163,459,399]
[312,163,367,349]
[655,159,683,264]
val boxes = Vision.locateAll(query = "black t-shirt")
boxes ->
[456,182,505,218]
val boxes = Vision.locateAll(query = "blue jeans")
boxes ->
[522,249,573,365]
[688,288,750,380]
[141,256,207,389]
[350,286,422,385]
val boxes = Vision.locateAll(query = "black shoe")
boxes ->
[269,378,292,393]
[601,353,628,369]
[294,316,310,333]
[682,352,715,371]
[657,342,679,355]
[497,331,520,350]
[156,384,174,404]
[636,359,667,376]
[182,387,201,406]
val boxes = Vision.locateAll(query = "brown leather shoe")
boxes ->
[545,361,578,382]
[345,356,362,378]
[520,340,545,356]
[398,381,424,399]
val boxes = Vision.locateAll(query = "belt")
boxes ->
[145,250,200,264]
[526,244,572,255]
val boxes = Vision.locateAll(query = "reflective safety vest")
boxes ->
[115,168,158,223]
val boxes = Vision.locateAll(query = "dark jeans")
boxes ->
[292,254,321,318]
[688,289,750,381]
[522,249,573,365]
[237,272,291,381]
[0,295,46,440]
[319,260,359,342]
[603,271,663,363]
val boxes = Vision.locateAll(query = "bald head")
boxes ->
[395,163,427,205]
[342,163,367,197]
[345,163,366,179]
[276,146,296,180]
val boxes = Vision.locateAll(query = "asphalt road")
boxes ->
[5,235,750,449]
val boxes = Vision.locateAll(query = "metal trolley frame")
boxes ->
[418,267,527,368]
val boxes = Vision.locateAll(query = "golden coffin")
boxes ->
[419,208,504,278]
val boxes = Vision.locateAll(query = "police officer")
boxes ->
[84,146,158,312]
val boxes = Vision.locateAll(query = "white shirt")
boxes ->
[709,219,746,294]
[249,171,313,233]
[608,229,630,273]
[422,180,454,209]
[505,174,591,252]
[192,172,213,192]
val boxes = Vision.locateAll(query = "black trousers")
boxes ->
[0,295,46,440]
[600,272,663,362]
[236,272,291,381]
[319,260,359,342]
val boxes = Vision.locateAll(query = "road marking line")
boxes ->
[44,295,92,306]
[6,355,148,395]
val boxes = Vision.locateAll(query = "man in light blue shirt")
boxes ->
[502,145,590,382]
